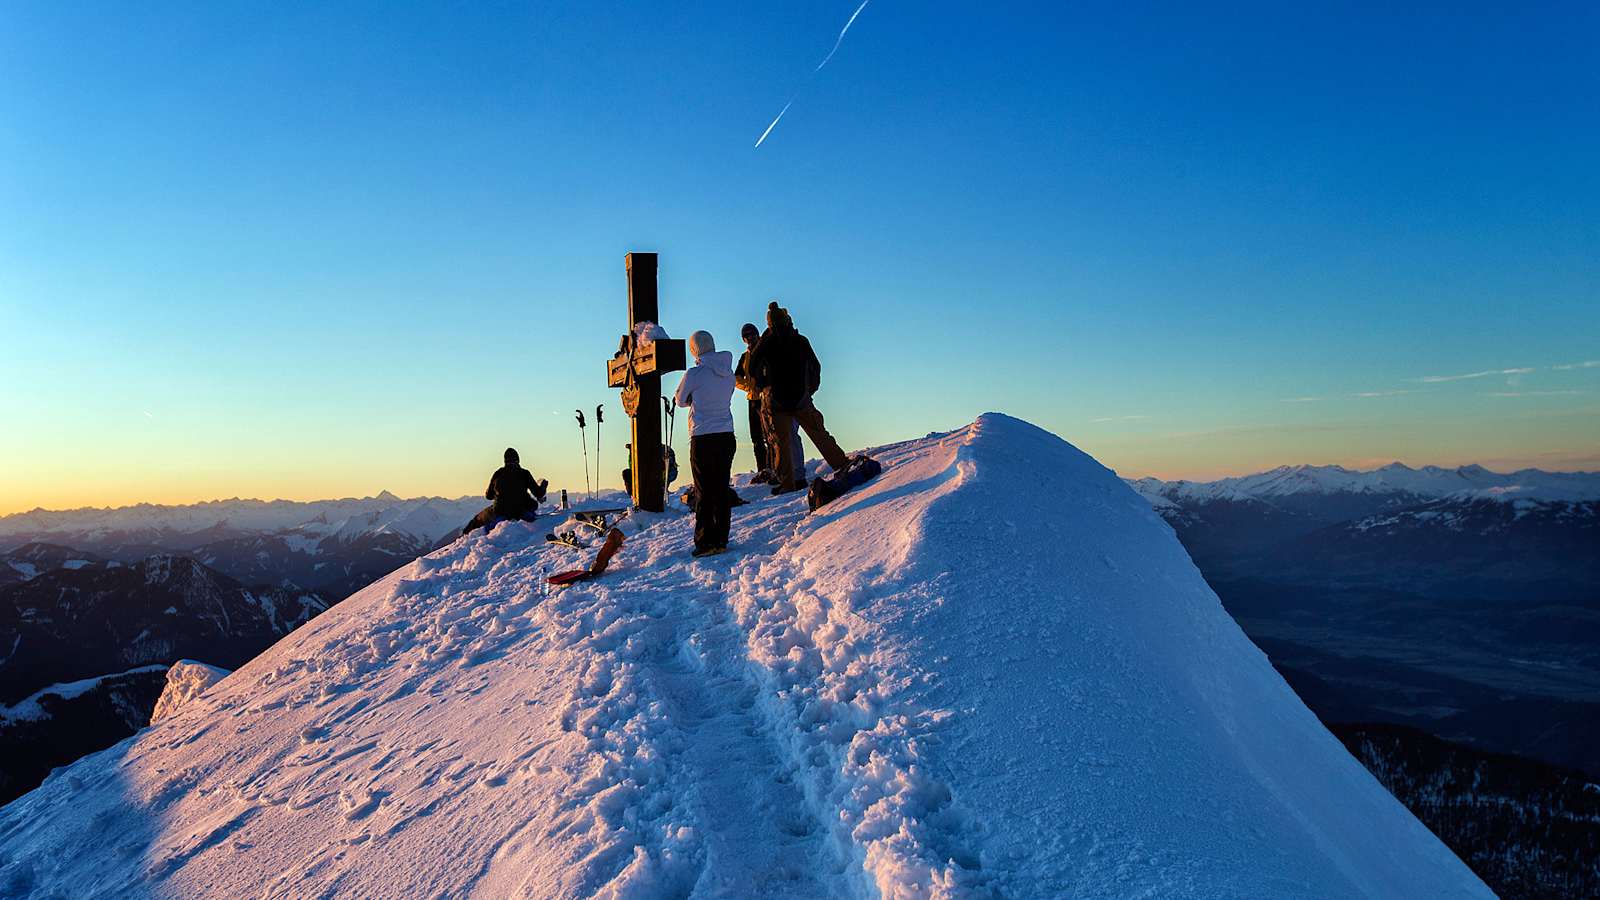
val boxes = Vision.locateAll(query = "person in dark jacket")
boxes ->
[748,302,852,494]
[463,447,548,536]
[733,322,773,483]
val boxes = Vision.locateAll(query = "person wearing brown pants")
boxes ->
[748,301,852,495]
[768,400,849,494]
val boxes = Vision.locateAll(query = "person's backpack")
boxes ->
[806,456,882,512]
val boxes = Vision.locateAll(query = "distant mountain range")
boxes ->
[1131,461,1600,506]
[0,492,488,804]
[1126,463,1600,778]
[1128,463,1599,583]
[0,493,484,596]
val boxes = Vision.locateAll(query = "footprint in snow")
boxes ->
[339,789,388,821]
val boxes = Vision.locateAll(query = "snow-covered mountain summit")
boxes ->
[0,416,1487,898]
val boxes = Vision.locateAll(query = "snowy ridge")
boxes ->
[0,416,1488,898]
[1131,462,1600,505]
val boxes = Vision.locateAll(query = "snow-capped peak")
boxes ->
[0,416,1489,898]
[1134,461,1600,504]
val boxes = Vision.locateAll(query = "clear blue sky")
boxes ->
[2,1,1597,512]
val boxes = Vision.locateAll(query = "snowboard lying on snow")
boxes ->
[807,455,883,511]
[547,527,625,586]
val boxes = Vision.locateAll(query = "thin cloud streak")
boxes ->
[754,0,874,148]
[1416,367,1535,383]
[1554,360,1600,370]
[1090,415,1151,423]
[1279,397,1321,403]
[1352,389,1416,398]
[816,0,872,71]
[1157,422,1357,441]
[1486,390,1583,398]
[754,98,795,149]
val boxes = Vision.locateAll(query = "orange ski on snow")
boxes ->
[547,527,625,587]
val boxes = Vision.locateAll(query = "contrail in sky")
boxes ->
[754,99,796,149]
[754,0,873,149]
[815,0,872,72]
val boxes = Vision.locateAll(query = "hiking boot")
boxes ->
[691,545,725,558]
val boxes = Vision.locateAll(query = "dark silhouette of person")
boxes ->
[734,322,772,482]
[463,447,547,536]
[748,302,851,494]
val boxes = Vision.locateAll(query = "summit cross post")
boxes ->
[605,252,686,512]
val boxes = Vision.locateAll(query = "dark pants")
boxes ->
[769,398,850,492]
[759,401,805,484]
[463,505,536,537]
[689,431,736,550]
[746,398,770,472]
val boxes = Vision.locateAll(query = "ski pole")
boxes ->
[582,409,595,499]
[595,404,604,502]
[662,396,676,485]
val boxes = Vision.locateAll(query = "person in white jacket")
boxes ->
[674,330,737,556]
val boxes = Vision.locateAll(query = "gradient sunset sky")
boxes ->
[3,2,1597,515]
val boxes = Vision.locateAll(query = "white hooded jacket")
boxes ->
[673,349,736,437]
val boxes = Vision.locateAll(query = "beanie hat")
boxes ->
[741,322,759,341]
[688,330,716,358]
[766,301,781,327]
[504,447,519,464]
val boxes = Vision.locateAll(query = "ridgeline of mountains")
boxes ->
[0,492,482,804]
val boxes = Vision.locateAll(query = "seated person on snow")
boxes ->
[463,447,548,536]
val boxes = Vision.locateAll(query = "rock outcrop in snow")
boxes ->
[0,415,1489,898]
[149,661,232,725]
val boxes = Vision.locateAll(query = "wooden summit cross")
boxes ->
[606,252,686,512]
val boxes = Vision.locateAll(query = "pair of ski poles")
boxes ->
[574,396,678,501]
[575,405,603,502]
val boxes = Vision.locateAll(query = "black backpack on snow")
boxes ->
[806,456,882,512]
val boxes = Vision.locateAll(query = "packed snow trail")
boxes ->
[0,415,1490,898]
